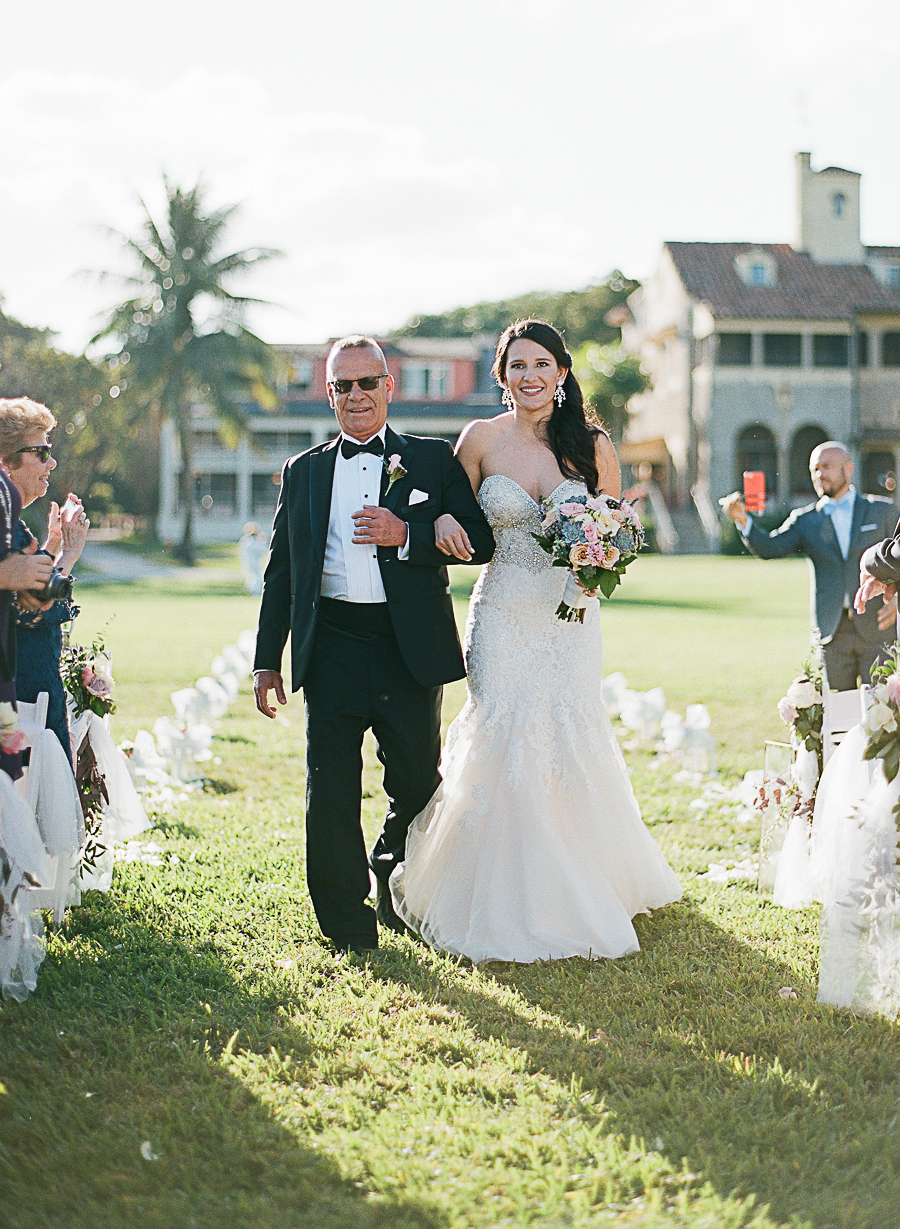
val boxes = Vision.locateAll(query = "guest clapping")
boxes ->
[0,398,89,763]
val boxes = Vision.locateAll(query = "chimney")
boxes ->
[794,152,864,265]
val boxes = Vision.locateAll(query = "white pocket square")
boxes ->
[860,524,879,532]
[409,489,429,506]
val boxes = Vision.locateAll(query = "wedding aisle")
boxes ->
[1,557,898,1229]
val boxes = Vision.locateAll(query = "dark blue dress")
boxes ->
[13,524,78,766]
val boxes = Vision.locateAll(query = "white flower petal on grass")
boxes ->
[140,1141,159,1161]
[778,987,798,1001]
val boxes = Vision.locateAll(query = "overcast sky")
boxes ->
[2,0,898,351]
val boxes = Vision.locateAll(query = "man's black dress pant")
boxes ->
[302,599,442,948]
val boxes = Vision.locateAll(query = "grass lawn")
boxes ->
[2,553,895,1229]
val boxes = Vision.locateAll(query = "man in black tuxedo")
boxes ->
[253,336,494,954]
[722,441,897,690]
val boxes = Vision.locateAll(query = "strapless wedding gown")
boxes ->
[390,475,682,963]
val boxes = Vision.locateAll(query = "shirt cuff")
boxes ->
[397,525,410,560]
[738,515,752,538]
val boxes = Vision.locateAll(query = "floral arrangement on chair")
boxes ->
[863,650,900,787]
[61,634,116,719]
[777,665,824,775]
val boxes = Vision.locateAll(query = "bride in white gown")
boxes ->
[390,320,681,963]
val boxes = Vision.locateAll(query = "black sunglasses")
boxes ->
[329,375,389,395]
[17,445,52,463]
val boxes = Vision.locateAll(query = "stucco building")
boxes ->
[622,154,900,545]
[157,336,500,544]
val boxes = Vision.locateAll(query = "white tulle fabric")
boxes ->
[16,719,84,923]
[0,770,53,1001]
[805,724,900,1015]
[69,708,150,892]
[390,475,682,963]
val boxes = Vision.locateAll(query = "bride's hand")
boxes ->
[434,514,474,561]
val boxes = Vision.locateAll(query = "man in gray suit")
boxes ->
[722,441,897,691]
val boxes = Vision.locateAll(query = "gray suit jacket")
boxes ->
[743,492,896,643]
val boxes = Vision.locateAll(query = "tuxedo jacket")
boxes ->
[253,425,495,690]
[744,493,896,643]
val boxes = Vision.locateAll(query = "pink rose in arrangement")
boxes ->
[886,674,900,706]
[85,671,112,699]
[585,496,610,512]
[558,501,586,517]
[583,521,601,545]
[778,697,798,726]
[0,728,27,755]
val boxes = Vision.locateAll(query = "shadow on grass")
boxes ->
[0,898,445,1229]
[377,898,899,1229]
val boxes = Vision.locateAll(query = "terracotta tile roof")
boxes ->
[665,242,900,321]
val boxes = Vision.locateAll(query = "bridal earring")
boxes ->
[554,382,566,407]
[502,388,514,410]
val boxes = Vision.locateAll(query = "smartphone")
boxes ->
[743,471,766,514]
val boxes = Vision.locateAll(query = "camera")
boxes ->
[30,567,73,603]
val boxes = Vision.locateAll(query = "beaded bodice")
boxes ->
[477,474,585,573]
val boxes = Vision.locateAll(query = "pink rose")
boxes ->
[778,697,798,726]
[558,501,585,517]
[886,675,900,706]
[86,674,111,699]
[82,665,93,686]
[387,453,402,474]
[0,728,27,755]
[583,521,600,544]
[599,542,620,569]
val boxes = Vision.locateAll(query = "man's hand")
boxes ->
[254,669,287,719]
[351,506,408,548]
[719,492,748,527]
[434,513,473,560]
[0,545,54,593]
[879,590,898,630]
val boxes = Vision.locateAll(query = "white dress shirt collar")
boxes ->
[339,425,387,448]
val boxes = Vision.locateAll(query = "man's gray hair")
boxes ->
[326,335,387,377]
[810,440,851,461]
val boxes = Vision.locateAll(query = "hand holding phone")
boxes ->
[743,471,766,515]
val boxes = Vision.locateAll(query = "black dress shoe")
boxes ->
[375,878,412,935]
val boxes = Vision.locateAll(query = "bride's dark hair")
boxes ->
[492,319,601,495]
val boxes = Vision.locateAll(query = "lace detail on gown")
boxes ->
[390,475,681,963]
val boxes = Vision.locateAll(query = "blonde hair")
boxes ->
[0,397,57,467]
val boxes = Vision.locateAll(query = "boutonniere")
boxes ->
[384,453,407,495]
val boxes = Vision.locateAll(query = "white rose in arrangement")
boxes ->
[0,701,16,728]
[786,678,822,709]
[91,654,115,687]
[864,701,898,735]
[589,507,620,536]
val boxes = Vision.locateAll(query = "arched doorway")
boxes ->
[790,425,829,498]
[736,425,777,503]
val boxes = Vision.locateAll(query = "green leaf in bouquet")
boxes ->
[596,569,622,599]
[884,742,900,783]
[531,533,553,551]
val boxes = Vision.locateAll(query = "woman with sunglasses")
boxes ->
[0,398,89,766]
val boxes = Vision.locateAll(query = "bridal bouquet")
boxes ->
[62,633,116,719]
[533,493,644,622]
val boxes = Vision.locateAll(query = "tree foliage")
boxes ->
[573,342,650,442]
[93,181,281,562]
[393,271,639,350]
[0,304,154,530]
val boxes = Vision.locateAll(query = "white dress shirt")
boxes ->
[320,428,409,603]
[818,485,857,560]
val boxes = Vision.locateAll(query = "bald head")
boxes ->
[810,441,853,499]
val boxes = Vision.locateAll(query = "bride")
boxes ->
[390,320,681,963]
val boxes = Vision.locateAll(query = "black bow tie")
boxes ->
[341,436,384,460]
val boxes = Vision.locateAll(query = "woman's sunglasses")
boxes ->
[329,375,389,395]
[17,445,53,463]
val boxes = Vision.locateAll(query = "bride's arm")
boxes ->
[595,431,621,498]
[434,421,488,556]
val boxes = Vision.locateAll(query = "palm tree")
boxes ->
[95,181,281,563]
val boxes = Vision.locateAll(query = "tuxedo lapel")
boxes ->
[380,424,410,514]
[848,491,867,547]
[816,506,843,559]
[309,437,339,562]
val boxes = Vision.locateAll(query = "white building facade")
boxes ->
[623,154,900,541]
